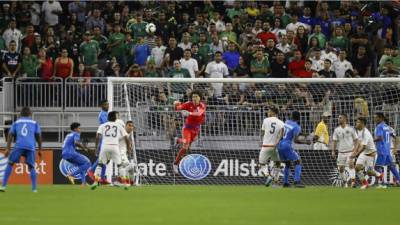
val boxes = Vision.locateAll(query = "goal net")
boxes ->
[107,77,400,185]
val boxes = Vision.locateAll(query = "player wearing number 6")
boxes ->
[173,90,206,174]
[0,107,42,192]
[91,111,132,190]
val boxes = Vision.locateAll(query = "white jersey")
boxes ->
[356,128,376,154]
[261,117,285,146]
[97,122,127,145]
[333,125,358,153]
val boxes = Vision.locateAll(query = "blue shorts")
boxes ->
[278,142,300,161]
[62,152,90,166]
[8,148,35,167]
[376,154,393,166]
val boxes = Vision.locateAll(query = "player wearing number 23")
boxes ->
[1,107,42,192]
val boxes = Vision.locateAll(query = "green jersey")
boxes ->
[108,32,126,57]
[79,40,100,65]
[251,57,269,78]
[21,55,39,77]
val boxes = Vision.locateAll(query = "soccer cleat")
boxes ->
[90,182,99,190]
[376,184,387,189]
[360,180,369,190]
[99,178,111,185]
[294,181,305,188]
[282,183,291,188]
[87,170,95,181]
[173,164,179,174]
[264,176,273,187]
[32,190,38,193]
[67,175,75,185]
[0,186,5,192]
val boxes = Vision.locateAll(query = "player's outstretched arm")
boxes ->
[124,135,133,153]
[294,135,311,145]
[35,133,43,159]
[331,140,337,159]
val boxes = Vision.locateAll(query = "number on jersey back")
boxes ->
[261,117,285,145]
[97,122,127,145]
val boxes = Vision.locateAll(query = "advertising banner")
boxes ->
[0,149,53,184]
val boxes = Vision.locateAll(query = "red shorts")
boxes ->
[182,128,199,144]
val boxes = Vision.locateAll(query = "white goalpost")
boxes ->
[107,77,400,185]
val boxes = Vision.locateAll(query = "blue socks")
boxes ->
[283,166,290,184]
[389,165,400,181]
[29,167,37,191]
[294,164,302,182]
[1,164,13,188]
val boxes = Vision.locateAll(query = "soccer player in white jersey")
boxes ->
[259,106,285,186]
[91,111,132,190]
[350,117,381,189]
[332,114,359,187]
[119,121,135,186]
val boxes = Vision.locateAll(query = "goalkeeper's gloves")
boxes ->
[181,110,190,116]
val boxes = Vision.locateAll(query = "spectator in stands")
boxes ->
[107,23,126,72]
[178,32,192,51]
[334,50,353,78]
[309,48,325,72]
[391,47,400,69]
[151,36,167,72]
[288,50,305,78]
[129,13,147,43]
[86,9,106,34]
[220,22,237,43]
[109,62,122,77]
[380,59,400,77]
[76,62,91,78]
[21,46,39,78]
[2,40,21,78]
[222,42,240,73]
[163,37,184,70]
[80,31,100,75]
[308,24,326,49]
[38,48,53,81]
[257,22,277,46]
[126,64,144,77]
[270,51,289,78]
[30,2,41,29]
[295,25,308,55]
[205,51,229,97]
[132,36,150,68]
[168,60,190,78]
[307,36,320,55]
[286,13,309,33]
[21,24,35,50]
[276,34,291,55]
[68,1,87,24]
[351,45,371,77]
[30,33,42,55]
[180,49,198,78]
[297,59,314,78]
[299,7,316,29]
[250,49,269,78]
[210,33,224,55]
[144,60,160,77]
[264,38,279,62]
[330,26,349,53]
[191,43,205,77]
[350,24,369,57]
[379,46,392,70]
[271,18,286,37]
[53,48,74,79]
[2,19,22,52]
[317,59,336,78]
[41,0,63,27]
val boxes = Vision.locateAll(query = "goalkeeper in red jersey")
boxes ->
[173,90,206,174]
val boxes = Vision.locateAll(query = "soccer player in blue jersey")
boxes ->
[374,113,400,188]
[0,107,42,192]
[277,111,311,188]
[88,100,109,184]
[62,122,92,186]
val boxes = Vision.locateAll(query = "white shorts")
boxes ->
[356,152,375,169]
[259,147,279,164]
[313,142,328,150]
[337,152,352,166]
[120,152,130,167]
[99,144,121,165]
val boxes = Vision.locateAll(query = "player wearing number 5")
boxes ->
[173,90,206,174]
[1,107,42,192]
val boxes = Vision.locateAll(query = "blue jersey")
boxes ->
[62,132,80,155]
[375,122,391,155]
[281,120,301,145]
[9,117,41,151]
[98,110,108,125]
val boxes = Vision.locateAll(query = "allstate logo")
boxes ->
[0,153,8,180]
[179,154,211,180]
[59,159,82,179]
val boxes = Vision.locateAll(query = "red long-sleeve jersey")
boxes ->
[175,101,206,129]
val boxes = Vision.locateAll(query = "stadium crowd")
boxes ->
[1,1,400,107]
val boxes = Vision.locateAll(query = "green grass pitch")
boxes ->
[0,185,399,225]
